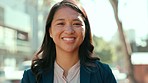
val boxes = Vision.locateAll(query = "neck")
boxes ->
[56,51,79,73]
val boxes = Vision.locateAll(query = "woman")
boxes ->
[21,0,117,83]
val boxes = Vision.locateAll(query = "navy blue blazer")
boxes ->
[21,60,117,83]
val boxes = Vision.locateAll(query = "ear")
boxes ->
[49,28,53,38]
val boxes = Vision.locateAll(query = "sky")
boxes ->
[80,0,118,41]
[119,0,148,39]
[80,0,148,41]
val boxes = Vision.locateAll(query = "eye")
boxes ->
[57,22,65,25]
[73,22,83,27]
[74,23,81,25]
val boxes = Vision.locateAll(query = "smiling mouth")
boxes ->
[62,37,75,41]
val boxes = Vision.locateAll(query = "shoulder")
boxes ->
[21,68,36,83]
[94,60,117,83]
[86,60,113,73]
[81,60,112,73]
[95,60,112,72]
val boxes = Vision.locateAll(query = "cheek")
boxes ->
[49,27,60,38]
[50,29,62,42]
[78,29,86,43]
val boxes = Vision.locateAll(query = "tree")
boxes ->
[93,35,116,64]
[109,0,137,83]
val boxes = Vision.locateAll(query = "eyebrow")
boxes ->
[73,19,82,22]
[54,18,82,22]
[54,19,65,22]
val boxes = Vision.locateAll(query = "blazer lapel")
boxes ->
[42,68,54,83]
[80,65,91,83]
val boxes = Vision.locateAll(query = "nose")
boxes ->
[65,25,75,34]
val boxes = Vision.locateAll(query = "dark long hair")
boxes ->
[31,0,99,82]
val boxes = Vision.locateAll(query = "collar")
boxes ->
[41,61,99,83]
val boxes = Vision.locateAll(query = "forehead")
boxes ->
[53,6,82,19]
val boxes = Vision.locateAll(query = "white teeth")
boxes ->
[63,38,74,41]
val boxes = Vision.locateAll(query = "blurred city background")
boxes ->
[0,0,148,83]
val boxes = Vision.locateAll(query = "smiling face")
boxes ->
[49,6,85,54]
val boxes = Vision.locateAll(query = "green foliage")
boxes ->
[93,35,116,64]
